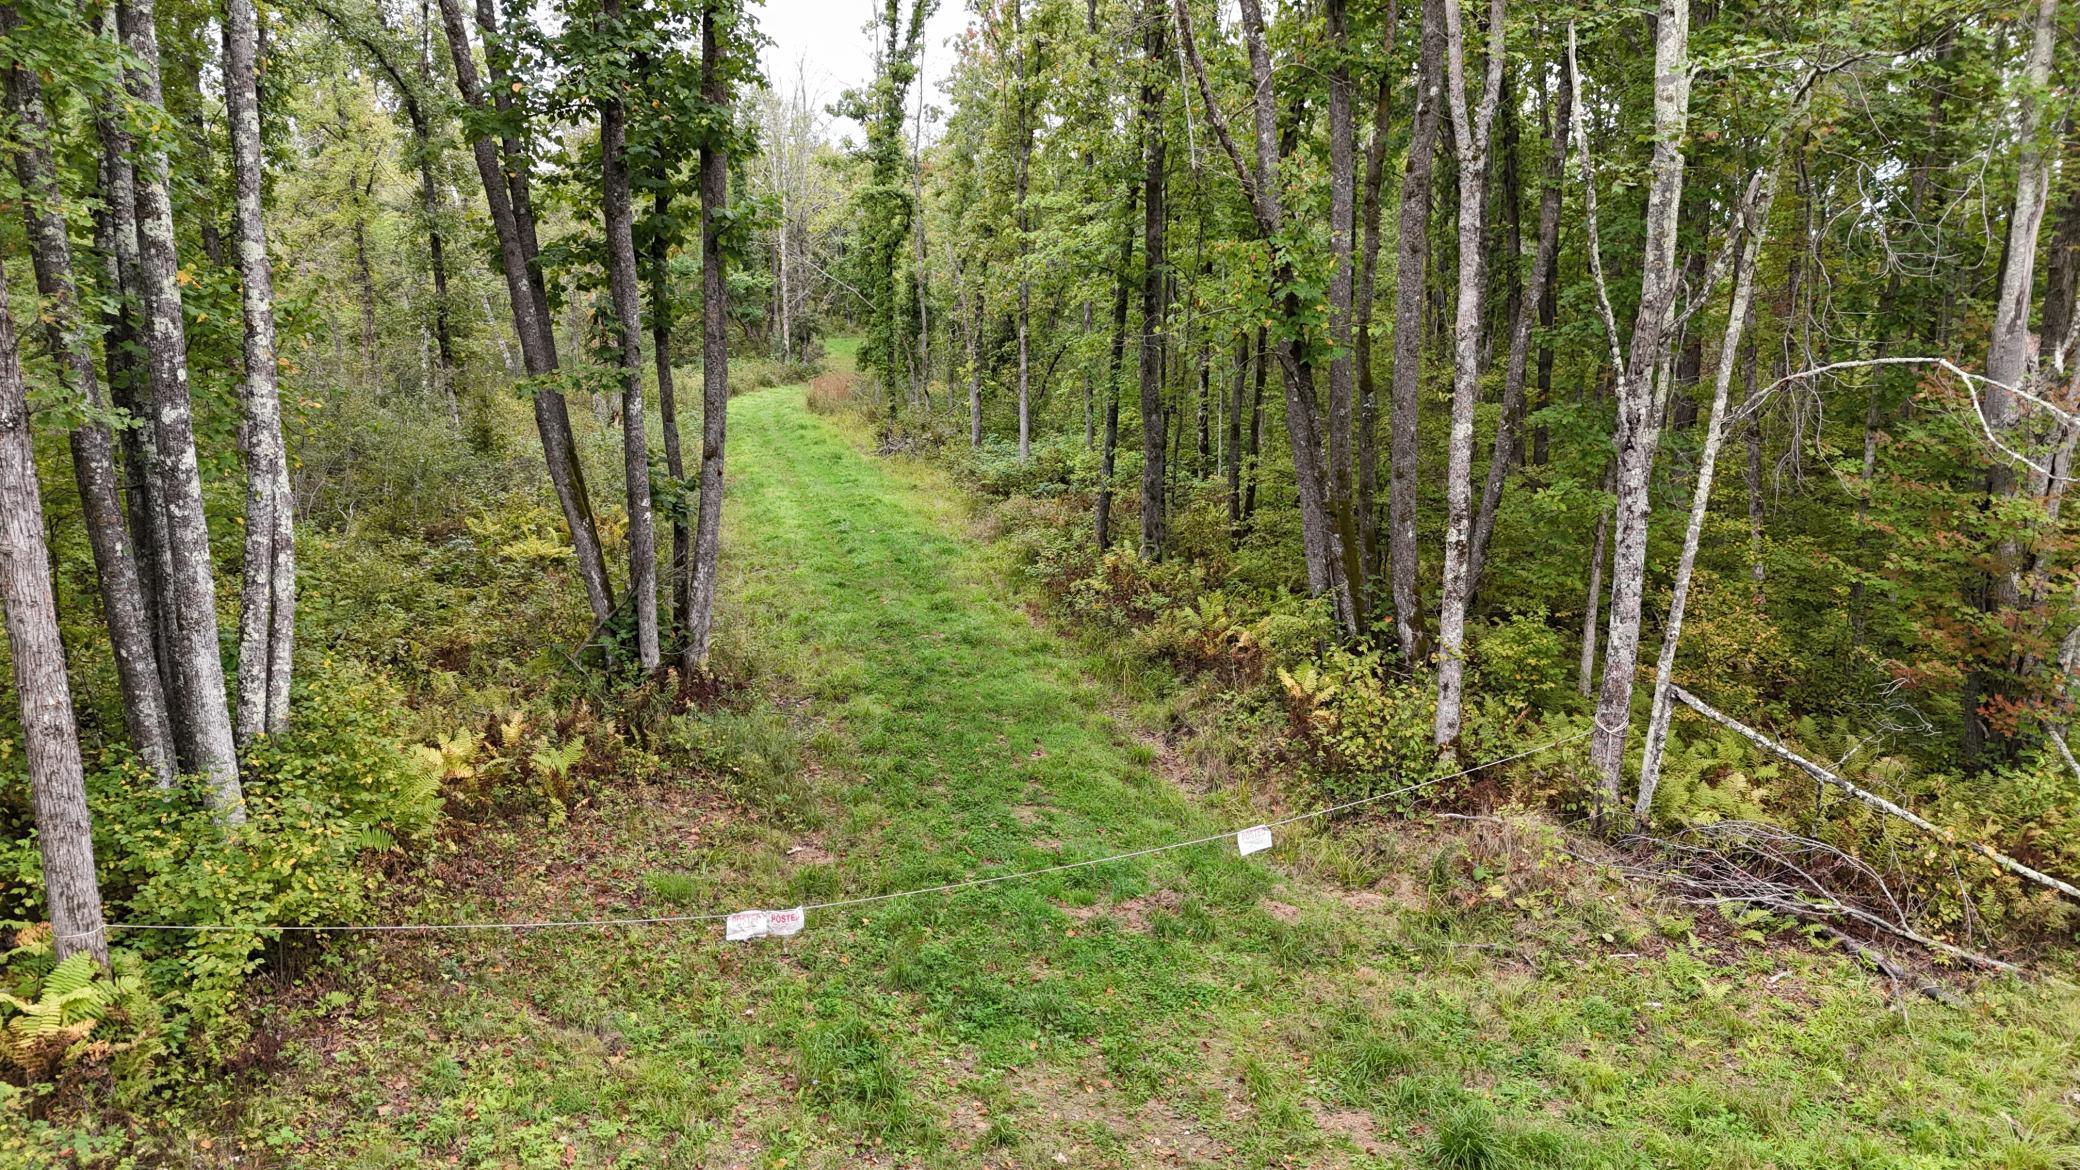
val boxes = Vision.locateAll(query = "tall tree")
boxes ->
[435,0,618,629]
[1138,0,1168,560]
[684,0,749,667]
[223,0,297,743]
[0,262,109,965]
[595,0,661,671]
[1386,0,1444,660]
[119,0,243,818]
[1175,0,1362,640]
[840,0,931,415]
[1431,0,1507,748]
[1581,3,1694,824]
[1,10,177,783]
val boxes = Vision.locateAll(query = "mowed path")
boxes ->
[209,387,2076,1170]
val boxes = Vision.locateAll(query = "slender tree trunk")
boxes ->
[3,28,177,785]
[1468,48,1569,588]
[968,279,984,447]
[477,0,552,333]
[599,0,660,672]
[685,0,730,668]
[1094,195,1136,551]
[0,265,108,964]
[223,0,297,744]
[1325,0,1361,606]
[119,0,243,819]
[653,192,690,639]
[1587,0,1692,824]
[1012,0,1034,461]
[1432,0,1508,748]
[1226,332,1246,531]
[1965,0,2057,768]
[1578,497,1609,698]
[1636,158,1788,819]
[1174,0,1360,638]
[1353,0,1400,583]
[1243,325,1266,522]
[90,10,173,713]
[435,0,615,628]
[1387,0,1445,660]
[1138,2,1168,560]
[913,78,931,410]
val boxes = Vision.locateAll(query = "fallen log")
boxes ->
[1670,685,2080,905]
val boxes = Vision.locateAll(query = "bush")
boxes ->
[1277,649,1441,805]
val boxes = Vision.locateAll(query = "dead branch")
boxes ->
[1671,685,2080,904]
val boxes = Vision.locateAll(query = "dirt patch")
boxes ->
[785,838,834,865]
[1058,890,1181,934]
[1260,899,1303,924]
[1310,1104,1384,1155]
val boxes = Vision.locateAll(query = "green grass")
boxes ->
[182,383,2078,1169]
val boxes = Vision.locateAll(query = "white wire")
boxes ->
[61,728,1589,941]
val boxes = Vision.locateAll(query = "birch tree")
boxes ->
[223,0,297,743]
[1431,0,1507,748]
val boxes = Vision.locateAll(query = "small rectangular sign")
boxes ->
[1237,824,1273,857]
[725,910,769,941]
[768,907,806,937]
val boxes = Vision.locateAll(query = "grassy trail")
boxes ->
[211,386,2077,1169]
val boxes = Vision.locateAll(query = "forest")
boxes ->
[0,0,2078,1162]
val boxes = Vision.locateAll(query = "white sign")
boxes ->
[768,907,806,937]
[725,910,769,941]
[1237,825,1274,857]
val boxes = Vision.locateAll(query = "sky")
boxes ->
[756,0,974,145]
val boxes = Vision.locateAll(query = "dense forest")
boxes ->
[0,0,2078,1162]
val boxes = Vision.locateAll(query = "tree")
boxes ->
[435,0,618,629]
[685,0,755,667]
[1,5,177,784]
[1582,1,1692,825]
[1430,0,1507,748]
[118,0,243,818]
[223,0,297,742]
[592,0,661,671]
[837,0,931,415]
[0,255,109,965]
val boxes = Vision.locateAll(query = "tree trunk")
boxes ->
[653,192,690,639]
[1387,0,1445,660]
[2,34,178,785]
[1013,0,1034,461]
[1578,498,1608,698]
[1226,332,1246,531]
[1095,186,1137,551]
[1353,0,1399,581]
[1966,0,2057,769]
[90,8,173,716]
[119,0,243,819]
[1324,0,1360,605]
[684,0,730,668]
[1587,0,1692,825]
[1243,325,1267,522]
[223,0,297,745]
[0,264,108,964]
[1468,48,1569,588]
[1137,1,1168,561]
[1173,0,1359,639]
[599,0,660,672]
[1432,0,1507,749]
[1636,158,1787,820]
[435,0,615,628]
[968,279,985,446]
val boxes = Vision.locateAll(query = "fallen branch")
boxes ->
[1670,685,2080,904]
[1817,922,1966,1006]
